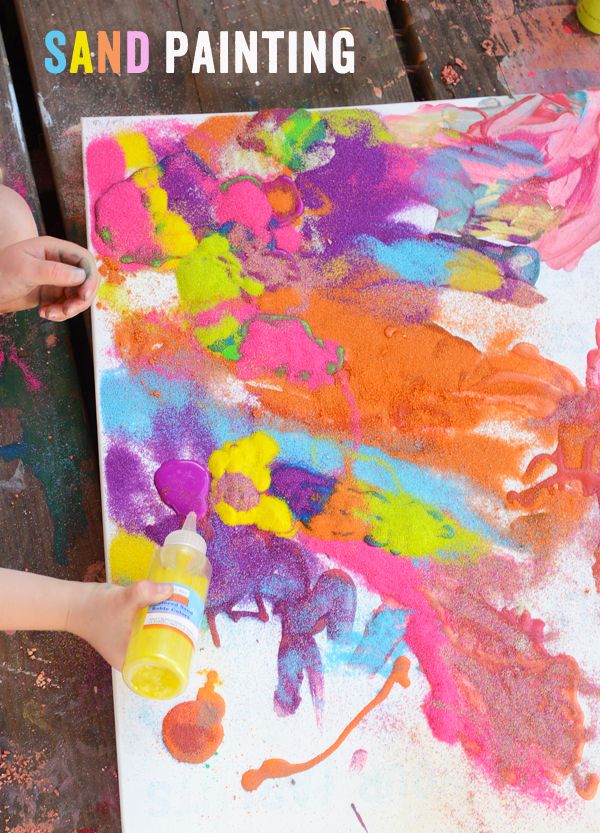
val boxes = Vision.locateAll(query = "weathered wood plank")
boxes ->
[16,0,413,245]
[401,0,600,100]
[176,0,413,110]
[478,0,600,94]
[0,26,120,833]
[393,0,510,99]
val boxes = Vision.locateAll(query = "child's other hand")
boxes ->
[0,236,99,320]
[67,581,174,671]
[0,184,99,319]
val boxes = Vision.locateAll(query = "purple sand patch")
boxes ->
[270,464,337,523]
[105,440,159,533]
[197,516,356,718]
[160,150,217,232]
[295,136,420,258]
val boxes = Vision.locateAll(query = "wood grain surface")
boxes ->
[402,0,600,100]
[0,25,119,833]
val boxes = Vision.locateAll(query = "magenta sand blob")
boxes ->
[154,459,211,519]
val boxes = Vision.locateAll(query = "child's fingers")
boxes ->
[49,244,100,304]
[129,580,174,609]
[31,235,99,300]
[39,303,69,322]
[76,260,100,303]
[36,235,93,267]
[31,256,87,289]
[39,292,89,321]
[62,295,90,319]
[75,274,99,304]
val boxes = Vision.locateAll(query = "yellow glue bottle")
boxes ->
[122,511,212,699]
[577,0,600,33]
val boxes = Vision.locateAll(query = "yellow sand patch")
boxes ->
[109,528,156,584]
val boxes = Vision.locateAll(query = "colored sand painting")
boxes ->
[84,96,600,832]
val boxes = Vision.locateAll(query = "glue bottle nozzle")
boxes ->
[182,511,197,532]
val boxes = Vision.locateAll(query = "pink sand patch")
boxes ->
[216,180,272,241]
[307,535,587,804]
[95,179,159,265]
[349,748,368,773]
[0,344,42,391]
[273,225,303,253]
[238,317,342,389]
[86,137,126,204]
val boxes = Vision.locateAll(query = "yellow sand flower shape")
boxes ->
[208,432,296,537]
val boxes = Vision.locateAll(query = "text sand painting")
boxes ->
[84,97,600,833]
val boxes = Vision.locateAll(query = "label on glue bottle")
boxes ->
[143,583,204,648]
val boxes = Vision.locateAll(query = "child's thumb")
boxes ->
[131,580,173,608]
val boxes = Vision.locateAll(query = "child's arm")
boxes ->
[0,568,172,670]
[0,184,100,320]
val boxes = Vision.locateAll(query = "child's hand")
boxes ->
[0,236,99,320]
[67,581,174,671]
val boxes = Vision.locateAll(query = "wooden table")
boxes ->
[2,1,599,829]
[0,26,118,833]
[394,0,600,99]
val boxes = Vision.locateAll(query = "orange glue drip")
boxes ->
[241,656,410,792]
[576,773,599,801]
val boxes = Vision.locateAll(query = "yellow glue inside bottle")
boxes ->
[122,511,212,700]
